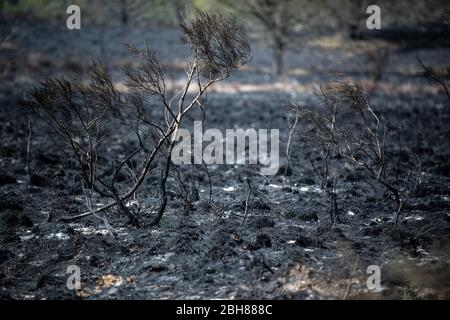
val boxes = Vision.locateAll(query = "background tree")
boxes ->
[220,0,307,76]
[323,0,369,38]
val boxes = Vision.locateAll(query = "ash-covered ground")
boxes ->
[1,21,450,299]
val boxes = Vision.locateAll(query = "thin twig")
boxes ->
[241,177,252,225]
[285,111,299,176]
[26,114,33,188]
[343,256,359,300]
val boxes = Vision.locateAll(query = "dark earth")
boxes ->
[1,20,450,299]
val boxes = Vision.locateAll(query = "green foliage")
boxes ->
[2,0,190,26]
[3,0,71,17]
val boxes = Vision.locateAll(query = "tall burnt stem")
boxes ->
[26,114,33,188]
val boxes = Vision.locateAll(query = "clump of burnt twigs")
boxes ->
[289,77,421,229]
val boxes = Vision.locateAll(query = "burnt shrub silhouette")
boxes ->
[289,77,420,228]
[19,10,251,227]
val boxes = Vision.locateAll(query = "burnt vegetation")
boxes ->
[2,0,450,300]
[288,78,421,229]
[19,9,251,227]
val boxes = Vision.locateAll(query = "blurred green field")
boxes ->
[0,0,211,26]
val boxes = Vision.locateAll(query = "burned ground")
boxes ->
[1,21,450,299]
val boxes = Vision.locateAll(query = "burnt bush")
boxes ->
[288,77,421,228]
[18,9,251,227]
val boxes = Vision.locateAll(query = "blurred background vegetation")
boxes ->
[0,0,447,28]
[0,0,448,77]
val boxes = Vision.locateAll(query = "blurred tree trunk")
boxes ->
[272,33,286,76]
[120,0,130,25]
[273,48,283,77]
[0,0,4,21]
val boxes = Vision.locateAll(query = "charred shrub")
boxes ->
[289,77,420,228]
[19,9,251,227]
